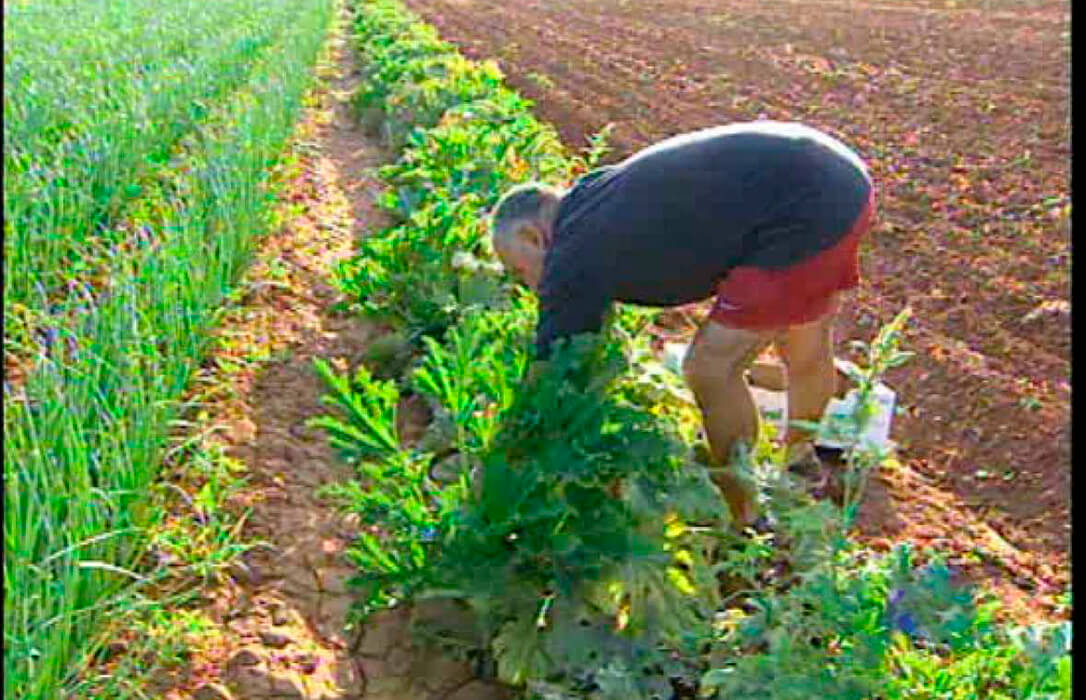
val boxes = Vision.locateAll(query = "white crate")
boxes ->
[661,343,895,450]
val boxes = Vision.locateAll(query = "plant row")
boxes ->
[2,1,334,697]
[3,0,305,348]
[314,1,1071,698]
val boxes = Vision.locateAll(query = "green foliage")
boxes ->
[882,619,1071,700]
[314,1,1072,697]
[3,1,334,697]
[699,313,1070,700]
[316,312,729,696]
[3,0,302,317]
[334,8,587,339]
[380,101,572,219]
[703,549,1071,699]
[335,195,510,335]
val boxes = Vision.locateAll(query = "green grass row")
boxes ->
[2,0,304,347]
[311,1,1071,698]
[2,0,334,697]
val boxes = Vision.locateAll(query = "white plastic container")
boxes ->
[660,343,896,450]
[749,384,789,438]
[817,359,896,450]
[662,342,690,376]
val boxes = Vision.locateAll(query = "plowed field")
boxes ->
[402,0,1070,618]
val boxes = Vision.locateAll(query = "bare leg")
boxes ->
[683,321,772,526]
[777,294,841,447]
[747,357,787,391]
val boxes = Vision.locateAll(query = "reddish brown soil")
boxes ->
[92,13,510,699]
[403,0,1070,620]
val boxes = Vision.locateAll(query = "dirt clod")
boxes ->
[444,679,513,700]
[296,653,320,675]
[267,674,308,699]
[228,561,262,587]
[413,650,474,694]
[260,630,293,649]
[229,648,263,669]
[101,639,128,662]
[358,608,411,657]
[364,675,412,699]
[386,646,413,675]
[272,606,291,627]
[192,682,235,700]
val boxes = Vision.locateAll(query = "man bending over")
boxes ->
[489,121,876,527]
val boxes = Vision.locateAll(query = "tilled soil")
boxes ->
[402,0,1070,621]
[154,10,510,699]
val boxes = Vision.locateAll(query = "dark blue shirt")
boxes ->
[535,121,872,357]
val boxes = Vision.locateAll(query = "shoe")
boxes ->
[749,513,775,535]
[786,441,844,503]
[813,444,847,469]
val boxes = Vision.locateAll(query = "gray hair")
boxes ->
[490,182,562,245]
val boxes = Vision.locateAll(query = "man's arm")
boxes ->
[533,264,611,365]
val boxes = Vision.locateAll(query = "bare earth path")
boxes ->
[158,9,507,700]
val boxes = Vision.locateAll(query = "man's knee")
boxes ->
[681,341,715,393]
[682,322,766,391]
[778,306,838,378]
[780,336,833,379]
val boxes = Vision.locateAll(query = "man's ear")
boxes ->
[514,221,548,253]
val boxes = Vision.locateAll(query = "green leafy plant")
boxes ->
[316,312,730,697]
[4,1,334,695]
[698,308,1069,700]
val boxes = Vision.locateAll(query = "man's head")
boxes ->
[489,182,563,290]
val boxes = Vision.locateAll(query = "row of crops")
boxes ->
[2,0,334,696]
[312,1,1071,698]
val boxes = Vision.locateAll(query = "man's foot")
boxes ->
[748,513,775,535]
[813,444,847,469]
[812,446,849,504]
[785,441,842,502]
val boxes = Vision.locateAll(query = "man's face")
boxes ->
[495,229,545,291]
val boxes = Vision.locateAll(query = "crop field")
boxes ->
[3,0,1070,698]
[398,0,1072,614]
[304,0,1068,697]
[3,0,333,695]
